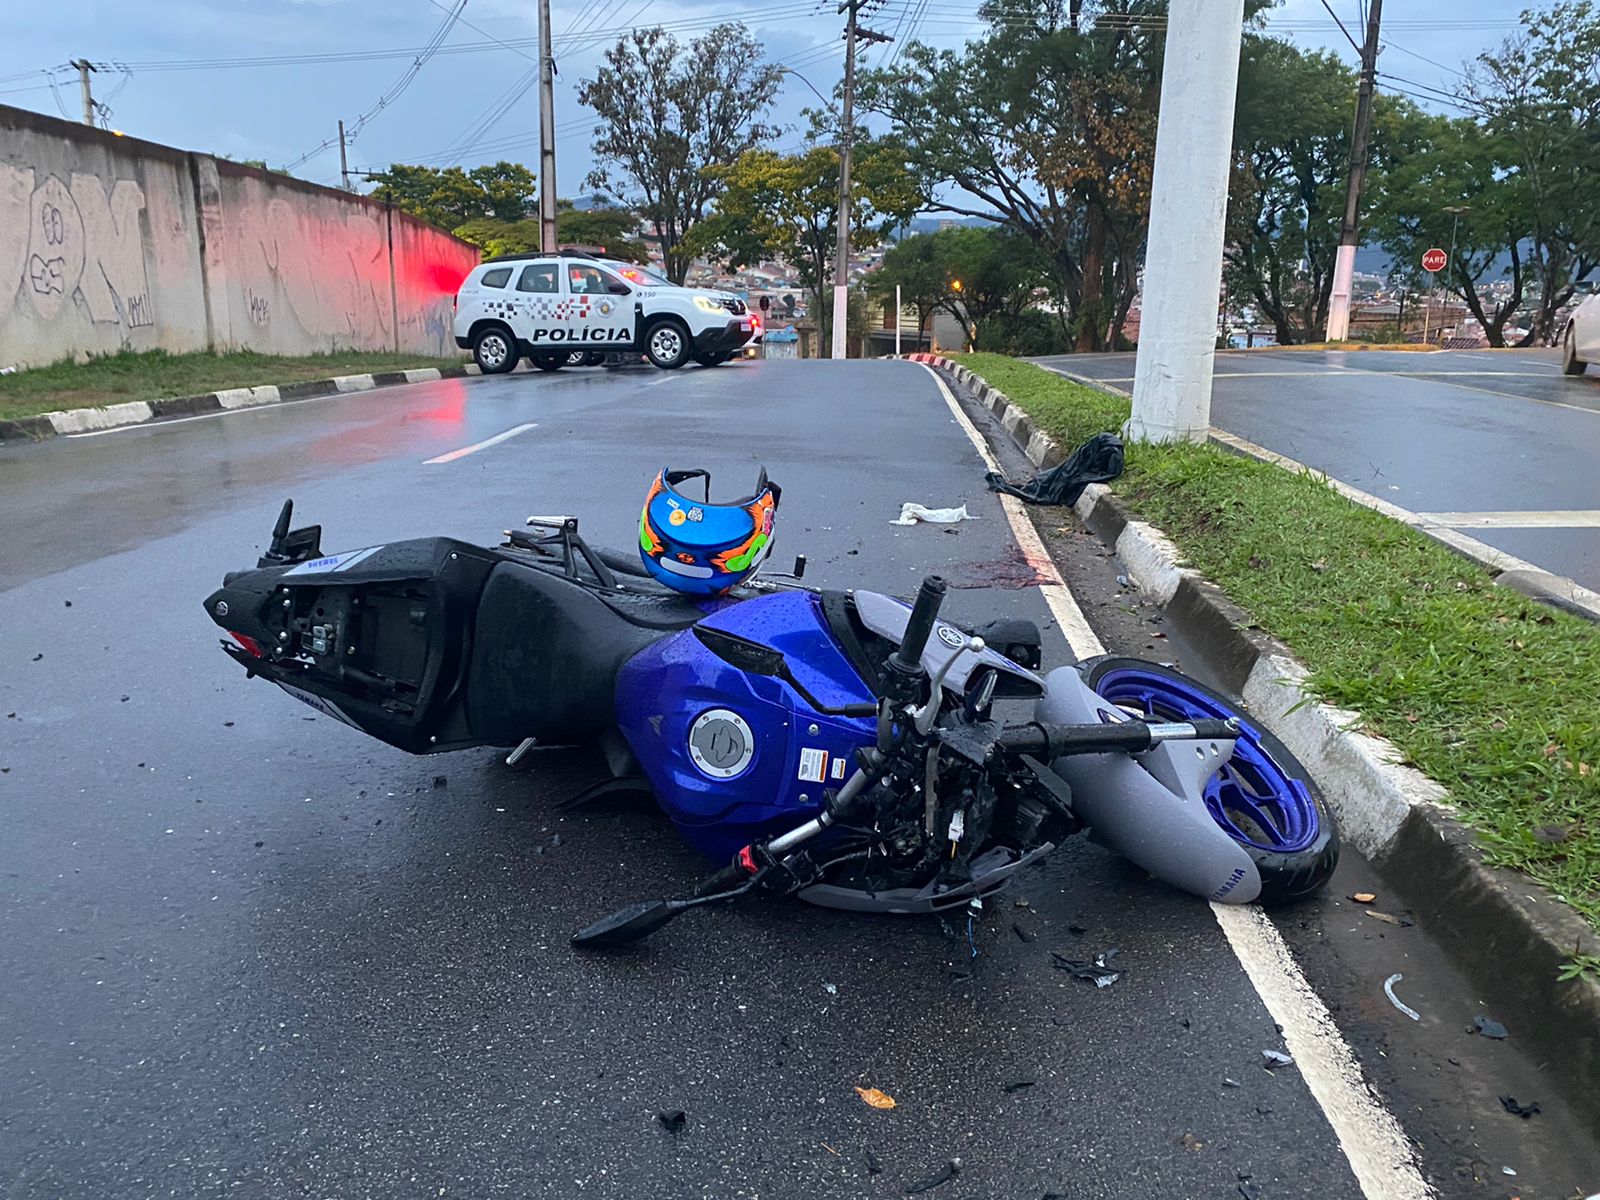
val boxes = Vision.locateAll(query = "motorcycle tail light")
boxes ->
[229,631,265,658]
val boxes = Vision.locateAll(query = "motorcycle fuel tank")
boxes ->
[614,590,875,860]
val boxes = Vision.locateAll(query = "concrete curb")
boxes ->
[0,363,479,444]
[911,352,1600,1112]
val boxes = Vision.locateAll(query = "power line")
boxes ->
[1317,0,1362,52]
[1383,38,1466,80]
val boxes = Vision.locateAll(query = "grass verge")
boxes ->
[0,349,463,421]
[953,351,1600,936]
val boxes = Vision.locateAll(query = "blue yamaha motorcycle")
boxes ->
[204,502,1338,947]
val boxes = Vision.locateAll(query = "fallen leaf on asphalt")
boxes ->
[855,1087,897,1110]
[1351,892,1376,903]
[1178,1132,1204,1151]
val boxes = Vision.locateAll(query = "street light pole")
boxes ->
[1125,0,1247,443]
[1325,0,1384,341]
[830,2,891,360]
[537,0,559,253]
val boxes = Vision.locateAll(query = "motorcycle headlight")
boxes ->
[694,295,726,314]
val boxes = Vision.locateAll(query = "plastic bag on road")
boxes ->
[985,431,1125,506]
[891,503,977,526]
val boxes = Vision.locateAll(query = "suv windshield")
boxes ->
[606,262,672,287]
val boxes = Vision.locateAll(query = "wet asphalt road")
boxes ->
[2,360,1597,1199]
[1033,349,1600,592]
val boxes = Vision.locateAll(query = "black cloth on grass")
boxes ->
[985,431,1124,505]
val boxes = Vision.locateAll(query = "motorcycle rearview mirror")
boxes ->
[570,899,685,948]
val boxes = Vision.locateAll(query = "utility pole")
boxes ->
[338,120,351,191]
[830,0,891,360]
[1325,0,1384,342]
[537,0,559,253]
[70,59,96,126]
[1125,0,1246,443]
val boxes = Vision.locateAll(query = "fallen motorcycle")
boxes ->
[204,501,1338,946]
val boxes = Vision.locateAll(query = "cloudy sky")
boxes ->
[1,0,1525,198]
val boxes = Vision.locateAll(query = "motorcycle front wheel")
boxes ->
[1079,656,1339,904]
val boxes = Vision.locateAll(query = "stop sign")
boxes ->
[1422,247,1448,273]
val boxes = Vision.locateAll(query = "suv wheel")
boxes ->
[1563,324,1588,376]
[643,319,691,369]
[473,325,518,374]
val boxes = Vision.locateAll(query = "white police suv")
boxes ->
[453,252,752,373]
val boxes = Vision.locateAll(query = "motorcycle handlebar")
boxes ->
[996,717,1240,759]
[892,575,948,673]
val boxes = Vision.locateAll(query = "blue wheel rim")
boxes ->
[1090,666,1320,854]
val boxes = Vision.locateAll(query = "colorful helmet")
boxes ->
[639,468,780,596]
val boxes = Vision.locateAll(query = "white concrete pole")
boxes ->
[1126,0,1246,444]
[537,0,558,253]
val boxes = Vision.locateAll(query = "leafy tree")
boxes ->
[689,140,920,354]
[862,0,1192,351]
[1366,114,1533,346]
[1468,0,1600,342]
[872,228,1046,349]
[368,162,536,230]
[579,23,782,283]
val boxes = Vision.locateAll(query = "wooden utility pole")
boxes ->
[71,59,95,126]
[830,1,891,359]
[537,0,559,253]
[1325,0,1384,342]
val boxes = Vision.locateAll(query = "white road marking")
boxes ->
[917,361,1436,1200]
[423,422,538,464]
[1214,906,1435,1200]
[920,363,1104,656]
[1417,509,1600,529]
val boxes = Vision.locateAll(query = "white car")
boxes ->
[1562,289,1600,375]
[453,252,752,373]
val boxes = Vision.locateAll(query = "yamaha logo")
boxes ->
[936,624,967,650]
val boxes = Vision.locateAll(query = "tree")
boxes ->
[1224,40,1361,345]
[861,0,1185,352]
[580,23,782,283]
[872,228,1047,350]
[367,162,536,230]
[689,140,920,354]
[1366,114,1533,346]
[1469,1,1600,343]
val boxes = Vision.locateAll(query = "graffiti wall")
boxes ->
[0,105,477,369]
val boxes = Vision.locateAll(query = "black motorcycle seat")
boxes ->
[466,560,701,746]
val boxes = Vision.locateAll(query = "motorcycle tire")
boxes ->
[1079,655,1339,905]
[530,354,565,372]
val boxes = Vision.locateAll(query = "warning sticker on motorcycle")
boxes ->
[797,747,828,783]
[831,757,847,780]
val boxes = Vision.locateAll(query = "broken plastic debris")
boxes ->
[1223,1078,1241,1088]
[890,503,976,526]
[1474,1015,1510,1039]
[1383,973,1421,1022]
[1050,949,1120,988]
[905,1158,961,1194]
[855,1086,897,1110]
[1364,910,1414,927]
[1498,1095,1540,1119]
[1351,892,1376,903]
[656,1108,686,1132]
[1238,1184,1263,1200]
[1261,1049,1294,1069]
[1002,1079,1035,1093]
[1502,1166,1517,1176]
[823,983,838,996]
[1178,1131,1203,1151]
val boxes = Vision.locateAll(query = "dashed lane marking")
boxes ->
[917,361,1437,1200]
[423,422,538,464]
